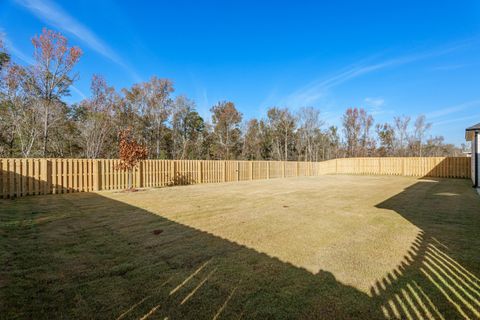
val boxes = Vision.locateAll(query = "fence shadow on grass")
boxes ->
[373,177,480,319]
[1,170,384,320]
[2,169,480,319]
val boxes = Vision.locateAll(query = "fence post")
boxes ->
[250,162,253,180]
[0,159,4,199]
[296,161,299,177]
[52,159,57,194]
[267,161,270,179]
[223,161,226,182]
[136,161,143,188]
[170,160,176,185]
[237,161,240,181]
[8,159,14,198]
[282,161,285,178]
[197,160,203,183]
[41,159,48,195]
[93,160,100,191]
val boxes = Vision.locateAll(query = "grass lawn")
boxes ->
[1,175,479,319]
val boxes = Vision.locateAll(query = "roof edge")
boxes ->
[466,123,480,131]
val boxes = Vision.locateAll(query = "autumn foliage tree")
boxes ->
[0,28,464,159]
[28,28,82,157]
[118,128,148,190]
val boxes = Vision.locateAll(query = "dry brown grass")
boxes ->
[1,175,479,319]
[103,175,421,293]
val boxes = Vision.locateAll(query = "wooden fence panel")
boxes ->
[0,157,471,198]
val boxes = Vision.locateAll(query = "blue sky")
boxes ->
[1,0,479,145]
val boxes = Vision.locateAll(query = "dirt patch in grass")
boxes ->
[1,175,479,319]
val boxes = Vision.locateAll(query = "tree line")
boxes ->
[0,29,464,160]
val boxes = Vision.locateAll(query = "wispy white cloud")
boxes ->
[430,64,469,71]
[433,113,480,126]
[364,97,385,108]
[188,72,213,122]
[14,0,140,81]
[0,29,33,64]
[281,39,475,108]
[194,87,211,122]
[426,99,480,119]
[70,85,87,100]
[258,87,280,113]
[364,97,389,116]
[199,88,210,121]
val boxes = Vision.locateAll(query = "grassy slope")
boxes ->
[1,175,479,319]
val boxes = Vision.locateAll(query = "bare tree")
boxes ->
[123,77,173,158]
[326,126,340,159]
[78,75,118,158]
[359,109,374,156]
[376,123,395,156]
[242,119,263,160]
[171,96,204,159]
[0,28,468,159]
[1,64,41,157]
[412,115,431,157]
[26,28,82,157]
[342,108,361,157]
[297,107,324,161]
[210,101,242,159]
[266,107,296,161]
[393,115,410,156]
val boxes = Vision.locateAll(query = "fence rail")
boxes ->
[0,157,470,198]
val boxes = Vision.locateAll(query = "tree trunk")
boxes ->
[128,169,133,190]
[42,104,49,157]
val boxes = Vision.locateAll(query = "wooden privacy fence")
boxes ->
[0,157,470,198]
[333,157,470,178]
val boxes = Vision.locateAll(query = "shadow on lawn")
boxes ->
[373,178,480,320]
[1,172,480,319]
[1,174,382,320]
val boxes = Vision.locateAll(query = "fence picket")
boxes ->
[0,157,471,198]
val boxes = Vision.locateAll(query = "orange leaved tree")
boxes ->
[117,128,148,190]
